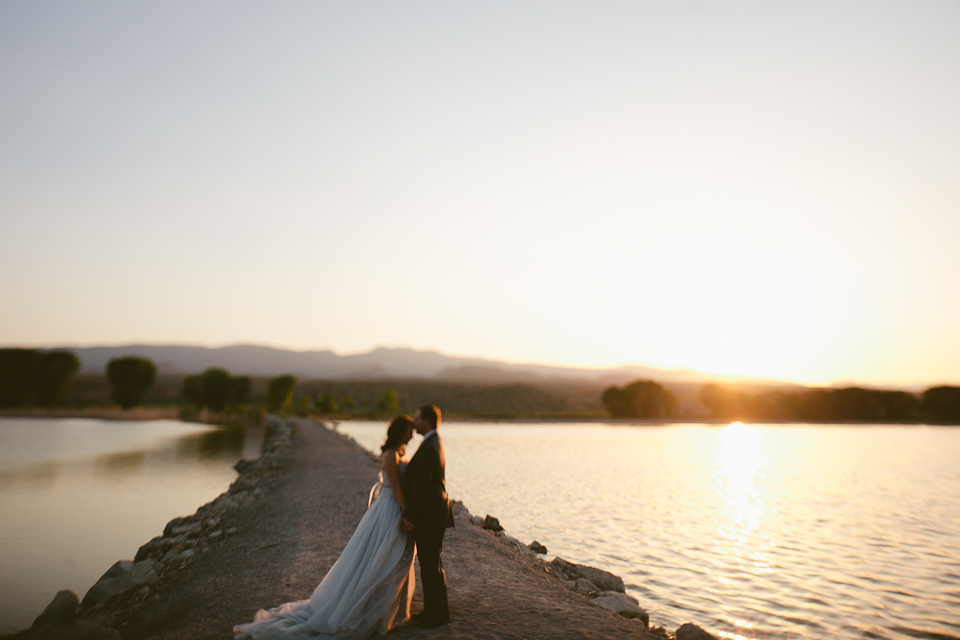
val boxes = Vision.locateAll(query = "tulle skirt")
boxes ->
[235,483,416,640]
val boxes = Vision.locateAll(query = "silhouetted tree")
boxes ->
[0,349,42,407]
[36,351,81,407]
[200,368,232,412]
[921,386,960,423]
[0,349,80,408]
[378,388,399,414]
[182,369,251,411]
[106,356,157,410]
[268,375,297,412]
[294,395,313,417]
[318,391,339,414]
[182,374,205,407]
[228,375,251,407]
[602,379,678,418]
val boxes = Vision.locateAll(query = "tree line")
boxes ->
[6,349,959,423]
[0,350,411,416]
[601,379,960,423]
[698,383,960,423]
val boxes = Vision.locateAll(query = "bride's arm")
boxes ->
[381,449,406,510]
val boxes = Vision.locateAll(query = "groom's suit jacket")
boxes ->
[403,433,455,531]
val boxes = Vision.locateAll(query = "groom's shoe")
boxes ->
[411,615,449,629]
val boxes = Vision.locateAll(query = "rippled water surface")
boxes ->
[339,421,960,640]
[0,417,262,632]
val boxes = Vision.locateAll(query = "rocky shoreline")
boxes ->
[5,417,295,640]
[9,418,719,640]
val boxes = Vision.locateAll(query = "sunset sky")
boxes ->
[2,1,958,387]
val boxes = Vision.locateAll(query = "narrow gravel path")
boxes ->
[117,420,655,640]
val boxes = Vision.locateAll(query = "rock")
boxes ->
[550,556,578,574]
[471,516,483,527]
[482,515,503,531]
[528,540,547,554]
[451,500,469,517]
[575,578,600,593]
[134,535,175,562]
[234,458,256,474]
[593,591,649,625]
[209,529,223,540]
[31,589,80,630]
[162,516,192,537]
[170,522,202,538]
[576,564,625,593]
[226,527,237,535]
[548,557,625,592]
[62,618,122,640]
[676,622,719,640]
[161,545,184,564]
[81,560,158,611]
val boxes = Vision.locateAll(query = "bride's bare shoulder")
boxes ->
[380,447,401,467]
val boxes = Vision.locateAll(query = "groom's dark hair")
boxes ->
[416,404,441,430]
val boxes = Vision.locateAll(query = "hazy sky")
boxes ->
[2,1,958,387]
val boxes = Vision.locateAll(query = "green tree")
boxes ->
[377,388,399,414]
[200,368,232,412]
[318,391,339,414]
[0,349,80,408]
[106,356,157,410]
[182,370,251,411]
[228,375,251,407]
[342,394,355,411]
[0,349,40,407]
[602,379,678,418]
[294,395,313,417]
[268,375,297,412]
[36,351,80,407]
[182,374,205,407]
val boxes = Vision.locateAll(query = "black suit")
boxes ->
[403,432,455,622]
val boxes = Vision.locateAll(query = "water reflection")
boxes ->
[0,461,62,490]
[94,450,146,477]
[175,424,248,461]
[0,418,263,633]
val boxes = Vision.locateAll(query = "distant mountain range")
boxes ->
[48,344,782,387]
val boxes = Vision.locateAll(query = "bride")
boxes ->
[235,416,418,640]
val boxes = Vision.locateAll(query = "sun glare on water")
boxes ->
[712,423,777,637]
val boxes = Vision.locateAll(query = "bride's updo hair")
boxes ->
[381,415,414,454]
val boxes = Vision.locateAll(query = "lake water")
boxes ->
[0,417,262,633]
[338,421,960,640]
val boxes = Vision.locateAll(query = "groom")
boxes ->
[401,404,455,628]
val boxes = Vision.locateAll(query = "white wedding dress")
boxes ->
[235,465,416,640]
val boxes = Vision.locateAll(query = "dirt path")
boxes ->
[114,420,656,640]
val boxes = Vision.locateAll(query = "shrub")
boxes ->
[268,375,297,412]
[602,379,678,418]
[106,356,157,410]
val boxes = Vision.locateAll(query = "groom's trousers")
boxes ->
[415,525,449,621]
